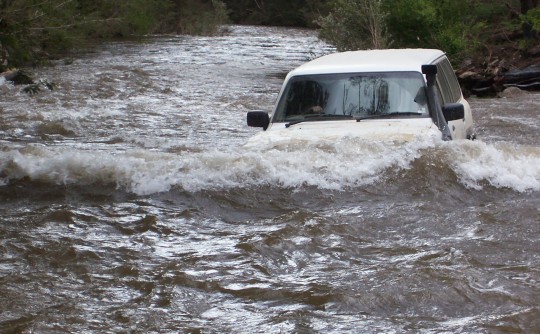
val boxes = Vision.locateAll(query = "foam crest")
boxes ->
[0,138,431,194]
[450,140,540,192]
[1,138,539,195]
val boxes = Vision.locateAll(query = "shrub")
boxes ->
[318,0,389,51]
[319,0,489,63]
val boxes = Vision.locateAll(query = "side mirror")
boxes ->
[247,111,270,130]
[442,103,464,121]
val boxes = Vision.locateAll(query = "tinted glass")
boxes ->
[436,58,461,104]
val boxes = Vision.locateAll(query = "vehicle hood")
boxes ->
[245,118,441,148]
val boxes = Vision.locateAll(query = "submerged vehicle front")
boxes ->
[246,49,475,146]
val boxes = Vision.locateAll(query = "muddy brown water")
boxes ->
[1,26,539,333]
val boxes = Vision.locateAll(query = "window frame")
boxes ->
[434,56,462,104]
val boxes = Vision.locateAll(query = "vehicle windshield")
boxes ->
[273,71,429,122]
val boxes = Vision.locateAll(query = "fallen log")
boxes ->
[458,64,540,97]
[501,65,540,90]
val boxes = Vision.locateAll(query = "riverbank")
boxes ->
[456,34,540,97]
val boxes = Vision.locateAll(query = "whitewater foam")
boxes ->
[1,137,539,195]
[450,140,540,192]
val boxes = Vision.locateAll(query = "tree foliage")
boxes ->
[524,6,540,30]
[222,0,331,27]
[317,0,388,51]
[318,0,539,62]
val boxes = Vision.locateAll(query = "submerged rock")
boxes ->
[498,86,529,98]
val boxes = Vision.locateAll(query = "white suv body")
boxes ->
[247,49,475,143]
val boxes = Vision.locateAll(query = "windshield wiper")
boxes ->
[285,114,354,128]
[356,112,426,122]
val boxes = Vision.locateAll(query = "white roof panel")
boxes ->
[289,49,445,76]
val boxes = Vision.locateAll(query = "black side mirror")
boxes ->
[247,111,270,130]
[442,103,464,121]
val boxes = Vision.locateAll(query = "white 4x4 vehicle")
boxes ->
[247,49,475,142]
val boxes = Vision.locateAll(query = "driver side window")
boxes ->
[284,81,329,116]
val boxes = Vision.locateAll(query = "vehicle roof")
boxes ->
[288,49,446,76]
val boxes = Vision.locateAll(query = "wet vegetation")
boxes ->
[317,1,539,59]
[1,0,539,91]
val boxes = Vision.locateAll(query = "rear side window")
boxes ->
[435,57,462,104]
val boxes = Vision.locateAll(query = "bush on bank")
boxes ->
[318,0,539,65]
[222,0,330,28]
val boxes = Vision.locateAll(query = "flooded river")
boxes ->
[1,26,539,333]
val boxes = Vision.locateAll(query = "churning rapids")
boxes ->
[1,26,539,333]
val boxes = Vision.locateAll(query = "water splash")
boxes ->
[450,140,540,192]
[2,137,539,195]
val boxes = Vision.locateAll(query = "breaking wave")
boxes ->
[1,137,539,195]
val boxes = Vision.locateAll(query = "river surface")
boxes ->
[1,25,539,333]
